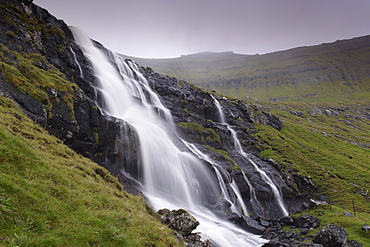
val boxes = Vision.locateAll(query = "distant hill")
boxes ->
[121,35,370,103]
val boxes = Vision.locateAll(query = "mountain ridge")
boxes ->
[121,35,370,103]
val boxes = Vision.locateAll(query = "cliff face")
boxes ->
[141,67,316,217]
[0,0,314,219]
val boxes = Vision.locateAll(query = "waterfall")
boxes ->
[183,141,248,216]
[212,96,289,217]
[70,27,267,247]
[69,47,84,78]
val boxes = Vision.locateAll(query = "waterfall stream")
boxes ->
[212,96,289,217]
[70,26,267,247]
[183,141,248,216]
[69,47,84,78]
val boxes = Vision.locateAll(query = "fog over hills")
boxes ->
[121,35,370,103]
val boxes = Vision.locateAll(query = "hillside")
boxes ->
[122,35,370,103]
[251,100,370,245]
[1,0,369,246]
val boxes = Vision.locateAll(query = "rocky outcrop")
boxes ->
[312,224,348,247]
[158,209,211,247]
[158,209,200,236]
[296,214,321,229]
[142,66,312,219]
[260,218,362,247]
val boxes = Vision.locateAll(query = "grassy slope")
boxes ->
[251,101,370,245]
[123,35,370,103]
[0,12,180,244]
[0,96,181,247]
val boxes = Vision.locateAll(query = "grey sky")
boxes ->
[33,0,370,58]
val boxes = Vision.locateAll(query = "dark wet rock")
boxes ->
[279,216,297,226]
[262,241,291,247]
[347,240,362,247]
[296,214,321,229]
[241,216,266,234]
[300,228,310,235]
[158,209,210,246]
[228,214,266,234]
[262,214,327,246]
[183,233,212,247]
[0,79,47,127]
[313,223,348,247]
[158,209,199,236]
[293,174,318,192]
[298,243,323,247]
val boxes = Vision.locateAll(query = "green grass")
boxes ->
[0,43,77,115]
[294,205,370,245]
[251,101,370,245]
[177,122,221,144]
[0,96,181,247]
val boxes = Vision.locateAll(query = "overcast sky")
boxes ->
[33,0,370,58]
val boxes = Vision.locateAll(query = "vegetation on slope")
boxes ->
[0,43,77,116]
[122,35,370,103]
[0,96,181,246]
[251,101,370,245]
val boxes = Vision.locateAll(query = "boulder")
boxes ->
[347,240,362,247]
[230,215,266,235]
[183,233,212,247]
[279,215,297,226]
[313,223,348,247]
[242,216,266,234]
[361,225,370,231]
[262,241,290,247]
[158,209,199,236]
[296,214,321,229]
[343,212,354,217]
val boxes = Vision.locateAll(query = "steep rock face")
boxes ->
[142,67,310,218]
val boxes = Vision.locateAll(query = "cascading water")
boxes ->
[212,96,289,217]
[70,27,267,247]
[69,47,84,78]
[183,141,248,216]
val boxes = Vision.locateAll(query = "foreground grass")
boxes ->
[252,101,370,245]
[0,96,181,247]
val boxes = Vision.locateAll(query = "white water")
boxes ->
[70,27,267,246]
[183,141,248,216]
[212,96,289,217]
[69,47,84,78]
